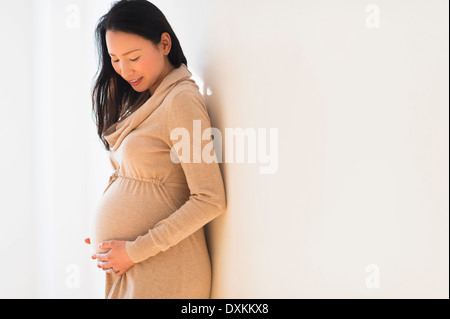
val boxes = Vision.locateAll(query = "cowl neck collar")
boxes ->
[104,63,193,152]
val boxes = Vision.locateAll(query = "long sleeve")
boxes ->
[125,90,227,264]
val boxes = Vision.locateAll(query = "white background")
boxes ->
[0,0,448,298]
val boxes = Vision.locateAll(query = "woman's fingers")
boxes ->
[96,253,108,262]
[98,241,113,250]
[97,260,110,270]
[88,240,130,277]
[95,252,111,270]
[87,239,121,275]
[105,268,122,276]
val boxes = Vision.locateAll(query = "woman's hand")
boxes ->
[92,240,135,276]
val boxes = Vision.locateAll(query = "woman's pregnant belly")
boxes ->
[89,176,189,254]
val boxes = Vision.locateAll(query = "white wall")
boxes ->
[0,0,448,299]
[163,0,450,298]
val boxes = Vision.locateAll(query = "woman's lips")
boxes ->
[129,77,143,86]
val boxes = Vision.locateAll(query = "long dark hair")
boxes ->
[92,0,188,151]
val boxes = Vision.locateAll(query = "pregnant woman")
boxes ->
[84,0,227,299]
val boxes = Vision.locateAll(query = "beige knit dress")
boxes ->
[89,64,227,299]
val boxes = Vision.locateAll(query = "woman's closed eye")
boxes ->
[112,57,141,63]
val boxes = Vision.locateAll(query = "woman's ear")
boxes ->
[159,32,172,55]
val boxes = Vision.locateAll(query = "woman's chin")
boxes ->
[132,87,148,93]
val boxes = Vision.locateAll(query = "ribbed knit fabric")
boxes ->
[89,64,227,299]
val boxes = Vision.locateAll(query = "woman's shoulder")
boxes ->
[170,79,204,100]
[165,81,207,113]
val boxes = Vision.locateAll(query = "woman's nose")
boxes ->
[121,63,134,79]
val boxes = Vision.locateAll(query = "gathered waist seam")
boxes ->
[114,170,189,190]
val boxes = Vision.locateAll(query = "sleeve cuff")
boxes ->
[125,233,162,264]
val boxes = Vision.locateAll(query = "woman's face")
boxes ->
[106,30,173,94]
